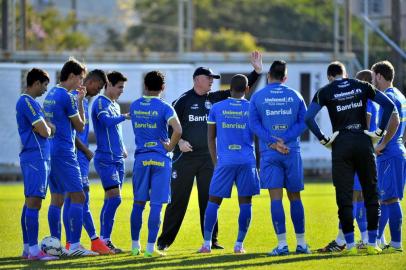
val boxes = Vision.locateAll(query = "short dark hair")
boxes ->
[230,74,248,92]
[26,68,50,87]
[60,57,86,82]
[144,70,165,92]
[371,60,394,82]
[327,61,346,77]
[107,71,127,86]
[269,60,287,81]
[355,70,372,83]
[85,69,107,87]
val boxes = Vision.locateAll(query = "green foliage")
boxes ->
[15,3,91,51]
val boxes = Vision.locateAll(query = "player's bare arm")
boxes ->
[75,136,94,161]
[207,124,217,166]
[375,112,400,155]
[33,119,52,138]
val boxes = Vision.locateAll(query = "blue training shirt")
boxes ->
[207,97,255,166]
[91,95,126,161]
[378,87,406,161]
[71,90,89,166]
[249,82,307,153]
[130,96,176,157]
[43,85,79,157]
[16,94,50,162]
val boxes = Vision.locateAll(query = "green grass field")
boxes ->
[0,181,405,269]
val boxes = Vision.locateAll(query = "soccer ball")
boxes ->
[40,236,62,256]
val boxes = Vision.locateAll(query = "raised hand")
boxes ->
[251,50,263,74]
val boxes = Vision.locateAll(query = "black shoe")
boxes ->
[211,242,224,249]
[106,240,123,254]
[157,243,169,251]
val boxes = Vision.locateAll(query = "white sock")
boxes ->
[390,241,402,249]
[235,241,243,248]
[103,238,110,244]
[132,240,141,250]
[277,233,287,248]
[146,242,155,253]
[336,229,346,246]
[361,231,368,243]
[204,240,212,248]
[23,243,29,253]
[29,245,40,256]
[296,233,306,248]
[347,242,355,249]
[70,242,80,250]
[380,235,387,245]
[90,234,98,241]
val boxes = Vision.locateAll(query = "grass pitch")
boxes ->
[0,181,405,269]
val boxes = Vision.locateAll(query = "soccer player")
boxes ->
[91,71,130,253]
[62,69,111,254]
[157,51,262,251]
[249,60,310,256]
[197,74,260,254]
[318,70,378,253]
[371,61,405,253]
[44,58,97,256]
[17,68,58,260]
[305,61,395,255]
[129,71,182,257]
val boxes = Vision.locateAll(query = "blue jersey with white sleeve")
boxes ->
[16,94,50,162]
[249,82,307,154]
[378,87,406,161]
[207,98,255,166]
[91,95,126,161]
[43,86,79,157]
[130,96,176,157]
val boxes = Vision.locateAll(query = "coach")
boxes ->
[157,52,262,250]
[304,61,395,255]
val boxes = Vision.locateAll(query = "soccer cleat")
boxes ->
[382,245,403,253]
[355,240,367,250]
[197,245,211,253]
[21,250,29,259]
[144,250,165,258]
[65,242,70,250]
[131,247,141,256]
[317,240,346,253]
[211,242,224,249]
[28,251,59,261]
[340,247,358,256]
[296,245,312,254]
[91,238,113,255]
[268,246,289,256]
[105,240,123,254]
[366,245,382,255]
[157,243,169,251]
[61,247,98,257]
[234,246,246,254]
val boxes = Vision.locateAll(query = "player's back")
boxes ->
[16,94,50,161]
[130,96,175,158]
[208,98,255,166]
[250,82,306,151]
[43,86,77,157]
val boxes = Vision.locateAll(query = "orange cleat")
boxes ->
[91,238,113,255]
[65,242,70,250]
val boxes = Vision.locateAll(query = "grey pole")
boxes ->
[363,0,369,69]
[178,0,184,54]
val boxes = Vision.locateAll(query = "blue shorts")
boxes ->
[132,153,171,204]
[21,159,50,199]
[353,174,362,191]
[377,156,406,201]
[77,154,90,188]
[49,155,83,194]
[260,151,304,192]
[209,164,260,198]
[94,158,125,190]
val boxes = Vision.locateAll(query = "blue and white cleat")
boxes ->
[268,246,289,256]
[296,244,312,254]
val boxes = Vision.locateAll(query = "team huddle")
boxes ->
[16,52,405,261]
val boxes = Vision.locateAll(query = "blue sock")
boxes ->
[237,203,252,243]
[100,199,107,239]
[21,205,28,245]
[83,190,96,239]
[103,196,122,240]
[147,204,163,244]
[355,201,367,235]
[203,202,220,241]
[271,200,286,235]
[344,232,355,248]
[290,200,305,234]
[68,203,83,245]
[63,197,71,243]
[378,204,389,239]
[131,203,145,241]
[388,202,402,243]
[25,208,39,246]
[48,205,61,240]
